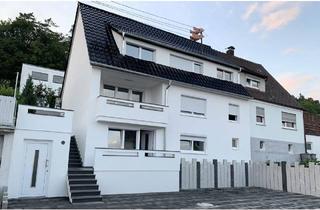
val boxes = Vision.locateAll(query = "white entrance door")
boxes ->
[22,142,49,197]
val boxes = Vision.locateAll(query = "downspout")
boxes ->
[121,32,126,55]
[165,80,172,106]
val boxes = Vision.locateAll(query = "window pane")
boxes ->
[132,91,143,102]
[229,114,237,121]
[306,143,312,150]
[194,63,202,74]
[103,85,116,97]
[252,80,259,88]
[170,55,193,72]
[256,116,264,123]
[108,129,122,148]
[217,70,223,79]
[224,71,232,81]
[193,141,204,151]
[116,87,129,100]
[232,138,238,148]
[259,141,264,150]
[180,140,192,150]
[124,130,136,150]
[31,71,48,81]
[52,75,64,84]
[126,43,139,58]
[141,48,154,61]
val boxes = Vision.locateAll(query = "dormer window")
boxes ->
[217,69,233,82]
[247,78,260,89]
[126,43,154,62]
[170,54,203,74]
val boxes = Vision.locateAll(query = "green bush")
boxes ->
[0,80,15,96]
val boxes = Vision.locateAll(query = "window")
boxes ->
[306,142,312,151]
[108,129,122,149]
[31,71,48,81]
[232,138,239,149]
[0,136,3,167]
[108,129,137,149]
[116,87,129,100]
[282,112,296,129]
[256,107,265,124]
[181,95,206,116]
[259,141,265,150]
[217,69,233,82]
[170,55,203,74]
[132,91,143,102]
[180,135,205,152]
[229,104,239,121]
[103,85,143,102]
[246,78,260,89]
[288,144,293,153]
[52,75,64,84]
[126,43,154,62]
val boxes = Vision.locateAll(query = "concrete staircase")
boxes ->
[67,137,102,204]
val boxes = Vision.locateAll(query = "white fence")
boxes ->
[0,96,15,127]
[180,158,320,198]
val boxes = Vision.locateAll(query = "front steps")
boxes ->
[67,137,102,204]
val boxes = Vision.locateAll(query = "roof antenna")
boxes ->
[190,27,204,44]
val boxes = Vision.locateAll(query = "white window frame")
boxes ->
[306,142,312,151]
[228,103,239,122]
[281,112,297,130]
[246,77,260,89]
[103,84,144,102]
[180,135,206,154]
[170,54,203,74]
[259,141,265,151]
[217,69,233,82]
[180,95,207,117]
[256,107,265,125]
[126,42,155,61]
[232,138,239,150]
[108,128,140,150]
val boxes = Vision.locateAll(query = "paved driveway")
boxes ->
[8,187,320,209]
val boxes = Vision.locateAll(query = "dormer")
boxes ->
[240,72,266,92]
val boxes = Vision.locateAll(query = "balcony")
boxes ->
[96,96,168,127]
[0,95,16,130]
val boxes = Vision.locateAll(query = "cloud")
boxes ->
[276,72,320,100]
[244,2,301,33]
[282,47,300,55]
[242,2,258,20]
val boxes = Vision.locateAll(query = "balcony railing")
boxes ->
[0,95,16,129]
[96,96,168,127]
[94,148,180,172]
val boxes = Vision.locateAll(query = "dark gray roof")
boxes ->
[78,3,301,108]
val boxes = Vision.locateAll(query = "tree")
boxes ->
[19,76,37,106]
[0,13,71,85]
[297,94,320,115]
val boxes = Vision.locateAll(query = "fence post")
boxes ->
[179,159,182,189]
[281,161,287,192]
[213,159,218,188]
[245,162,249,187]
[230,163,234,187]
[197,161,201,189]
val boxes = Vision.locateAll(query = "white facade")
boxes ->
[19,63,65,95]
[306,135,320,159]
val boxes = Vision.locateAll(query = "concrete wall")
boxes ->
[7,105,73,198]
[20,63,64,95]
[0,133,14,191]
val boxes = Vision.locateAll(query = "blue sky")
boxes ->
[1,1,319,100]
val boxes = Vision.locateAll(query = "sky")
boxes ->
[1,1,319,100]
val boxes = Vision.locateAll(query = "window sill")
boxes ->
[232,147,239,150]
[180,151,206,155]
[282,127,297,131]
[256,123,266,126]
[180,113,206,119]
[229,120,239,123]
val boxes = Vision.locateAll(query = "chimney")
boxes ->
[226,46,235,56]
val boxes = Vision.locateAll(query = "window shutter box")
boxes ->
[282,112,296,123]
[229,104,239,116]
[256,107,265,117]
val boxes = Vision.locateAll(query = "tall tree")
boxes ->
[0,13,70,85]
[297,94,320,115]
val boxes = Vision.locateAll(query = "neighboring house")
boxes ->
[304,112,320,158]
[19,63,65,95]
[0,2,306,202]
[61,3,304,196]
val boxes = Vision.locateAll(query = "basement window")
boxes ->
[306,142,312,151]
[232,138,239,149]
[259,141,265,151]
[288,144,293,153]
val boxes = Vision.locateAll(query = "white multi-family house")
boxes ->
[0,2,306,203]
[19,63,65,95]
